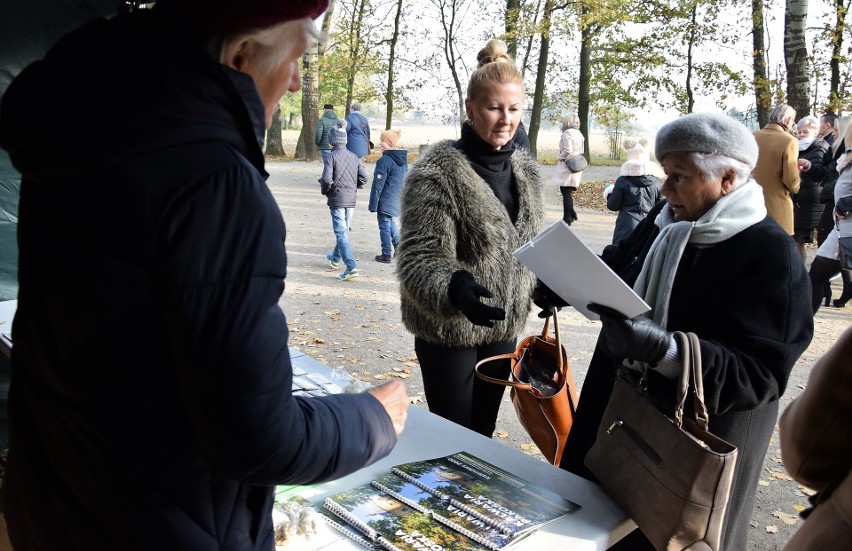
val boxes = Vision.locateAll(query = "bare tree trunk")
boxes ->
[752,0,770,127]
[828,0,850,112]
[344,0,367,111]
[685,0,697,113]
[519,0,542,79]
[385,0,404,130]
[297,1,335,160]
[266,106,285,156]
[505,0,521,58]
[578,4,593,158]
[784,0,811,119]
[434,0,466,127]
[528,0,554,158]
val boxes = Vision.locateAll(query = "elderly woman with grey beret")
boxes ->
[555,113,814,549]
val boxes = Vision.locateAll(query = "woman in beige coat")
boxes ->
[780,326,852,549]
[550,113,585,224]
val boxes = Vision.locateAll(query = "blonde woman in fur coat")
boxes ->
[396,39,544,437]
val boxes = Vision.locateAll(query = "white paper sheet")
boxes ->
[513,221,651,320]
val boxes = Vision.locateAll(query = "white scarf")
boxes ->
[633,179,767,329]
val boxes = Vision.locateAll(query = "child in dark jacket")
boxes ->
[320,119,367,280]
[606,137,663,245]
[368,129,408,263]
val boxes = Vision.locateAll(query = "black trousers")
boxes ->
[560,186,577,225]
[414,337,515,437]
[809,255,852,312]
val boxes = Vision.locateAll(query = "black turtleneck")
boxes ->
[454,121,519,222]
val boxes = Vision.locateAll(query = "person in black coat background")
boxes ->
[0,1,408,549]
[547,113,813,550]
[817,115,852,306]
[605,137,662,245]
[793,115,829,262]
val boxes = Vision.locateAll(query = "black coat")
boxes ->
[561,201,813,550]
[606,174,662,245]
[794,137,829,232]
[0,11,396,551]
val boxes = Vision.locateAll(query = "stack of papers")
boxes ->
[513,221,650,320]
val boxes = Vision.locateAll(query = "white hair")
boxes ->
[797,115,820,132]
[218,18,317,77]
[687,152,752,189]
[769,104,796,125]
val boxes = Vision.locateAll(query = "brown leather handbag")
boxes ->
[475,314,578,465]
[585,331,738,551]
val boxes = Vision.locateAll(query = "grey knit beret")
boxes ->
[654,112,759,170]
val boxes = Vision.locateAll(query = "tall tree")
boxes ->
[577,1,594,158]
[527,0,555,157]
[342,0,371,110]
[826,0,851,111]
[505,0,521,58]
[296,1,336,160]
[385,0,405,130]
[784,0,811,118]
[430,0,472,127]
[656,0,749,115]
[753,0,771,127]
[265,106,285,156]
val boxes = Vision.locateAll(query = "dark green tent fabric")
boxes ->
[0,0,122,301]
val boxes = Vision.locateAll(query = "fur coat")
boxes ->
[396,140,543,347]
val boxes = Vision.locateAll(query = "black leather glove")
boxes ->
[588,303,672,365]
[448,270,506,328]
[532,279,569,319]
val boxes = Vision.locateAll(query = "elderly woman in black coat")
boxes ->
[553,113,814,550]
[793,115,829,262]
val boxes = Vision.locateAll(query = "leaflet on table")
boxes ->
[512,220,651,320]
[291,367,344,396]
[323,483,493,551]
[273,485,375,550]
[370,472,515,551]
[318,509,383,550]
[389,451,579,538]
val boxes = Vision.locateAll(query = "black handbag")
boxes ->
[563,154,588,173]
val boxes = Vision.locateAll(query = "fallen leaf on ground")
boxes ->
[766,526,778,534]
[771,511,798,526]
[798,484,816,496]
[494,430,508,438]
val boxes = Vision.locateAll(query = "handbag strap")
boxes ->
[473,352,533,390]
[673,331,709,430]
[541,313,565,374]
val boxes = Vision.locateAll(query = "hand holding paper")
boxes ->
[588,303,672,365]
[513,221,650,320]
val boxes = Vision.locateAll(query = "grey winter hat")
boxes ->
[654,112,759,170]
[329,120,348,146]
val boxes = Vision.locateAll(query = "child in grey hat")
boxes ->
[319,119,367,280]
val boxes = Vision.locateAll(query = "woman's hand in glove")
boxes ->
[532,279,569,319]
[588,303,672,365]
[448,271,506,328]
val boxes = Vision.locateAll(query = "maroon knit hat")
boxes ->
[155,0,329,38]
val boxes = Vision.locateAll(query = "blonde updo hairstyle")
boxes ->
[466,39,524,102]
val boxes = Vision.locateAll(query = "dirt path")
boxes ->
[268,159,850,550]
